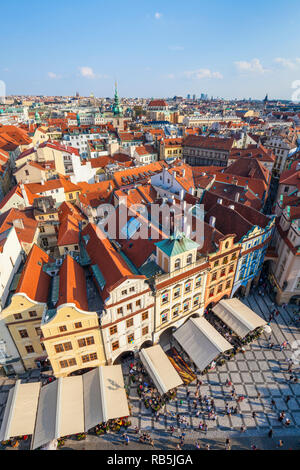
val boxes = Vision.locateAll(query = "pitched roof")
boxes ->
[57,215,80,246]
[155,233,200,257]
[57,255,88,311]
[16,244,53,303]
[0,208,39,246]
[183,135,234,151]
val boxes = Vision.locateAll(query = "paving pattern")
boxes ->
[0,289,299,446]
[123,291,300,438]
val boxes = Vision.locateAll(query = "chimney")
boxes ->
[235,192,240,202]
[217,198,223,205]
[209,216,216,227]
[13,219,24,230]
[41,178,45,186]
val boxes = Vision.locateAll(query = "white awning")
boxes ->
[83,365,129,432]
[212,298,267,338]
[31,376,84,450]
[0,380,40,441]
[173,317,232,371]
[140,345,183,395]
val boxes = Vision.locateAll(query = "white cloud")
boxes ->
[79,66,96,79]
[168,46,184,51]
[274,57,300,69]
[154,12,162,20]
[183,69,223,79]
[163,73,175,79]
[48,72,61,79]
[234,58,269,74]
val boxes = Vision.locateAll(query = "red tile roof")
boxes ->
[16,244,53,303]
[57,255,89,311]
[0,208,39,246]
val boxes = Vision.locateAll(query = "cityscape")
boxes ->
[0,0,299,457]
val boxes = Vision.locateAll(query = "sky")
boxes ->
[1,0,300,99]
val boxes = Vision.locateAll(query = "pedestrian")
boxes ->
[150,439,154,447]
[205,443,210,450]
[285,419,291,427]
[271,399,276,409]
[252,411,257,419]
[269,342,274,349]
[240,425,246,433]
[285,395,291,404]
[277,440,284,448]
[257,391,261,399]
[268,428,273,438]
[176,443,181,451]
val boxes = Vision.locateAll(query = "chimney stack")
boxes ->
[235,192,240,202]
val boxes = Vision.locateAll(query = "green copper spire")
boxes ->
[113,81,123,117]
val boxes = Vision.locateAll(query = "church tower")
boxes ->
[112,82,123,117]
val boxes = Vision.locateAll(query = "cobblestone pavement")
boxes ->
[0,290,299,450]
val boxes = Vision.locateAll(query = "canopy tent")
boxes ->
[139,345,183,395]
[0,381,40,442]
[30,366,129,450]
[83,365,129,432]
[212,298,267,338]
[31,375,84,450]
[173,317,232,371]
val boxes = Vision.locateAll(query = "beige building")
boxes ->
[41,256,106,377]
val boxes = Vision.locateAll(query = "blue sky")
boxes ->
[1,0,300,99]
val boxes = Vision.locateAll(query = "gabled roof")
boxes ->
[57,215,80,247]
[16,244,53,303]
[56,255,88,311]
[183,135,234,151]
[0,208,38,246]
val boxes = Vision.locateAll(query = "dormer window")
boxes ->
[187,254,193,265]
[175,259,181,270]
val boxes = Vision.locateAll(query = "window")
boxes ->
[229,265,234,273]
[60,360,69,369]
[172,305,180,317]
[214,260,219,267]
[25,345,34,354]
[122,290,127,296]
[193,296,199,306]
[175,259,181,270]
[55,344,64,353]
[64,342,73,351]
[74,322,82,329]
[195,277,201,288]
[112,341,119,351]
[14,314,22,320]
[142,326,149,336]
[220,268,226,277]
[212,272,217,282]
[117,307,123,315]
[223,257,228,265]
[110,325,118,335]
[29,311,37,318]
[129,287,135,293]
[161,311,168,323]
[19,329,28,338]
[127,333,134,344]
[40,226,45,233]
[217,284,223,293]
[226,280,231,289]
[82,353,98,363]
[183,301,189,312]
[127,303,133,312]
[136,299,141,308]
[127,318,134,328]
[68,358,77,367]
[187,254,193,265]
[185,281,192,293]
[209,289,214,298]
[161,292,169,304]
[35,327,42,336]
[59,325,67,332]
[173,287,180,299]
[231,253,237,261]
[142,311,148,321]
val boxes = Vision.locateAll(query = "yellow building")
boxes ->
[41,255,106,377]
[153,234,209,345]
[0,245,52,370]
[159,138,183,160]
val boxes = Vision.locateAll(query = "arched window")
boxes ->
[175,259,181,270]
